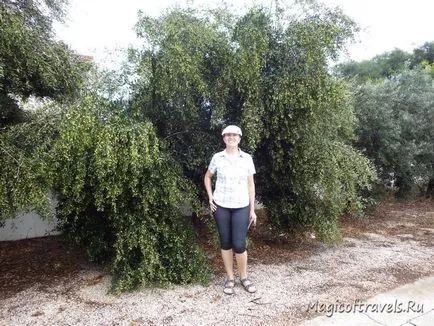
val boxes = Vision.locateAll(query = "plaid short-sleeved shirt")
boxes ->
[207,149,256,208]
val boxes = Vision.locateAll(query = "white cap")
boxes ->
[222,125,242,136]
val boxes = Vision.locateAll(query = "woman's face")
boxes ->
[223,133,241,148]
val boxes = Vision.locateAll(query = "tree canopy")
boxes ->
[0,0,87,127]
[411,41,434,67]
[1,1,384,291]
[334,41,434,82]
[352,66,434,198]
[130,3,376,241]
[53,95,210,292]
[335,40,434,198]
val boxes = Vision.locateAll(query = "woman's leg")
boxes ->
[221,249,234,280]
[231,206,250,279]
[213,206,234,280]
[235,251,248,279]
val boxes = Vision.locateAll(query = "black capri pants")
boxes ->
[213,204,250,254]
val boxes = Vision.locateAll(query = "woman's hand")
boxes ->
[204,171,216,213]
[249,210,257,228]
[209,198,217,212]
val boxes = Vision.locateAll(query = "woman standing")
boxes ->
[204,125,257,295]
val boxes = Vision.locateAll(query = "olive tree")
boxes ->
[130,2,376,242]
[1,0,89,217]
[1,90,211,292]
[0,0,86,127]
[129,8,234,197]
[352,66,434,198]
[0,0,211,290]
[51,94,210,292]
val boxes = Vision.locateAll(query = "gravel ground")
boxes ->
[1,202,433,325]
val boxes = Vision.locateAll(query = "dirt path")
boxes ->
[0,200,433,325]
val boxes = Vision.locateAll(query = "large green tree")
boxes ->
[335,41,434,198]
[0,0,89,220]
[1,0,211,291]
[0,89,211,291]
[1,1,379,292]
[250,6,376,239]
[130,2,376,241]
[352,66,434,198]
[334,41,434,82]
[52,94,210,292]
[130,8,233,195]
[334,49,412,81]
[0,0,86,127]
[410,41,434,67]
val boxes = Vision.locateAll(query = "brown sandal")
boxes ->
[240,278,257,293]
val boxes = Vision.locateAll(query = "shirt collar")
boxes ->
[221,149,244,158]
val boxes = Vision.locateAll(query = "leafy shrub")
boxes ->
[351,67,434,199]
[51,95,210,292]
[130,4,377,242]
[0,106,59,220]
[0,94,210,292]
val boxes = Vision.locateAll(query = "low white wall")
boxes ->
[0,200,264,241]
[0,212,60,241]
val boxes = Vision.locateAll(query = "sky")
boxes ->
[54,0,434,66]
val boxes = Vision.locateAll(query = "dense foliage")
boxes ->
[351,66,434,198]
[130,8,233,197]
[0,104,59,220]
[334,41,434,81]
[1,0,211,292]
[0,0,88,219]
[52,95,210,292]
[411,42,434,67]
[1,93,210,291]
[131,3,376,242]
[0,0,87,127]
[334,41,434,198]
[245,6,376,240]
[2,1,385,291]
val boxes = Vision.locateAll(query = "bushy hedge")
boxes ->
[52,95,210,292]
[0,95,210,292]
[0,106,58,220]
[351,67,434,199]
